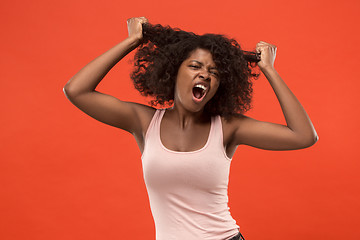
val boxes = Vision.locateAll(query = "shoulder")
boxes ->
[220,114,247,131]
[219,114,247,146]
[126,103,157,137]
[132,102,157,118]
[132,103,157,128]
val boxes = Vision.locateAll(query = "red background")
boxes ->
[1,0,359,239]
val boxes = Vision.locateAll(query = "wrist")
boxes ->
[126,36,142,47]
[260,65,276,74]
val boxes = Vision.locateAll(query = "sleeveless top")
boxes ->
[141,109,240,240]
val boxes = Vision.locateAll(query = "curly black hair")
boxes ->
[130,23,260,119]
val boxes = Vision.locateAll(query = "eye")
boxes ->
[210,71,219,76]
[189,65,201,69]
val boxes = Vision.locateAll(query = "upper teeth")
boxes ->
[195,84,207,91]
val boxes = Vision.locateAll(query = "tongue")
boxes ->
[193,87,203,99]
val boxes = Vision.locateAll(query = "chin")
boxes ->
[188,99,209,113]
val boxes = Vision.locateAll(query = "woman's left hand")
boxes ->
[256,41,277,71]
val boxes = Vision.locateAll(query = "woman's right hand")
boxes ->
[127,17,148,42]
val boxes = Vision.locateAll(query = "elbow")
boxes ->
[63,83,73,94]
[63,86,67,95]
[63,85,71,99]
[314,134,319,144]
[63,82,92,98]
[300,134,319,148]
[311,130,320,146]
[308,135,319,147]
[63,83,80,99]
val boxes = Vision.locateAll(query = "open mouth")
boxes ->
[192,84,208,101]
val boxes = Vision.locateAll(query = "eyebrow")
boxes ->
[190,60,217,70]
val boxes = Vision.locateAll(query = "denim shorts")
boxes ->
[228,231,245,240]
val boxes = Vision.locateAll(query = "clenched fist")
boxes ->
[127,17,149,42]
[255,41,277,71]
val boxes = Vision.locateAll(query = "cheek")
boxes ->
[212,80,220,92]
[208,85,219,100]
[209,81,220,98]
[174,79,188,101]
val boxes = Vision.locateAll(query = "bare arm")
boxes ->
[63,17,152,134]
[232,41,318,150]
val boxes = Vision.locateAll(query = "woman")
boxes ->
[63,17,318,240]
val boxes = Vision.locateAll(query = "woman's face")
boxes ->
[174,48,220,112]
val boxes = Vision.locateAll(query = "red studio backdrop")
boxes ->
[0,0,359,240]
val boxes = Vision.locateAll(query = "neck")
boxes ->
[167,103,209,130]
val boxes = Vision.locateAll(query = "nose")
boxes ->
[199,71,211,81]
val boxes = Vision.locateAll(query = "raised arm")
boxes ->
[63,17,154,136]
[231,41,318,150]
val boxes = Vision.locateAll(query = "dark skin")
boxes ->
[63,17,318,160]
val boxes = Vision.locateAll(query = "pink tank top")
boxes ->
[141,109,240,240]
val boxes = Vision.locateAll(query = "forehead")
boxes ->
[185,48,215,66]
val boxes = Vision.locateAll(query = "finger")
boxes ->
[258,41,276,48]
[139,17,147,22]
[258,43,271,48]
[256,42,267,48]
[267,43,276,49]
[256,45,268,51]
[255,46,262,54]
[259,41,270,45]
[127,17,137,24]
[260,41,274,47]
